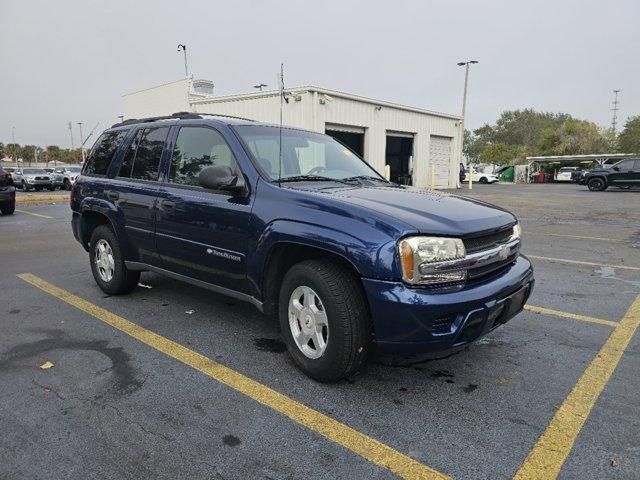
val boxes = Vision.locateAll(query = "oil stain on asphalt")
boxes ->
[0,329,143,395]
[223,434,241,447]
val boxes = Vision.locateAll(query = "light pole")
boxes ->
[254,83,268,92]
[77,122,85,164]
[457,60,478,187]
[68,121,74,150]
[118,115,124,123]
[12,126,18,166]
[177,44,188,77]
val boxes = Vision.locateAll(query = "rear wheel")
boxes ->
[0,202,15,215]
[63,178,71,190]
[278,259,371,382]
[587,177,606,191]
[89,225,140,295]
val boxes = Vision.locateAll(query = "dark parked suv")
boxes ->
[71,113,534,381]
[581,158,640,191]
[0,166,16,215]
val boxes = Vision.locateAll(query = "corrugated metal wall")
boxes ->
[193,90,460,188]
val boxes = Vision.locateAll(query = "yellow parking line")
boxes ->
[15,209,54,219]
[527,255,640,272]
[524,305,618,328]
[17,273,450,480]
[514,293,640,479]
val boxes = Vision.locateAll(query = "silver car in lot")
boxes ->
[52,166,82,190]
[13,168,55,191]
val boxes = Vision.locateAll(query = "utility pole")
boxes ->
[118,115,124,123]
[457,60,478,187]
[177,44,188,77]
[611,89,621,134]
[11,126,17,166]
[77,122,85,163]
[68,121,74,150]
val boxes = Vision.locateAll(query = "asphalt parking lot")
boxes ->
[1,183,638,480]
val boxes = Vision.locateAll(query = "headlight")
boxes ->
[399,236,466,285]
[512,223,521,240]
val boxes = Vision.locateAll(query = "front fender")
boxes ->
[247,219,400,298]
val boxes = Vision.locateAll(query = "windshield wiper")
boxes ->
[342,175,393,184]
[277,175,350,184]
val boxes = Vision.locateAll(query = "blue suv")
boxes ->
[71,112,534,381]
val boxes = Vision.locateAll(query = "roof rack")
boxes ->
[111,112,255,128]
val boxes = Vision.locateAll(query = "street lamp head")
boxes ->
[470,60,479,64]
[457,62,466,66]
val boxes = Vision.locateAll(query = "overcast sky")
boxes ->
[1,0,638,148]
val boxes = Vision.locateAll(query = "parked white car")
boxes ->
[555,166,580,182]
[464,171,500,184]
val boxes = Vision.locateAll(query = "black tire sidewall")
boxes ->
[588,178,605,191]
[278,261,369,382]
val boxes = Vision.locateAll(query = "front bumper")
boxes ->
[362,255,534,354]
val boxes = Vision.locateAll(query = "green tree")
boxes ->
[617,116,640,153]
[46,145,62,163]
[5,143,20,160]
[478,142,516,165]
[0,142,4,159]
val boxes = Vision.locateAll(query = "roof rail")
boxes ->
[111,111,255,128]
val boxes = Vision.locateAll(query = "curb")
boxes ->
[16,194,70,204]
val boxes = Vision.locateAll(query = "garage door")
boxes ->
[429,136,452,188]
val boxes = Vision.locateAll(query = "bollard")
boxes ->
[384,164,391,181]
[468,165,473,190]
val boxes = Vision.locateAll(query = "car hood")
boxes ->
[291,184,516,236]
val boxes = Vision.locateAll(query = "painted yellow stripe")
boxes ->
[514,293,640,479]
[16,194,69,204]
[17,273,449,480]
[524,304,618,328]
[527,255,640,272]
[15,209,54,219]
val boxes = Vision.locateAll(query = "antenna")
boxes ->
[611,89,621,134]
[278,63,284,187]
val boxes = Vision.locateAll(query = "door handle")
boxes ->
[160,199,176,211]
[107,190,119,201]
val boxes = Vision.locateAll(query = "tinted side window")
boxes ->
[117,129,144,178]
[633,159,640,170]
[84,130,128,176]
[117,127,168,181]
[169,127,237,186]
[616,160,634,171]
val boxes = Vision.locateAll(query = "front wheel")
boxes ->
[89,225,140,295]
[22,181,29,191]
[63,179,71,190]
[479,177,488,184]
[279,259,371,382]
[587,177,607,191]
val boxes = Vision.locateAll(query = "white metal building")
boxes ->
[123,78,462,188]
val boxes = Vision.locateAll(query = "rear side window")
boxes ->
[169,127,238,187]
[84,130,128,176]
[117,127,169,181]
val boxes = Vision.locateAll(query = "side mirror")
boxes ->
[198,165,246,192]
[613,166,620,171]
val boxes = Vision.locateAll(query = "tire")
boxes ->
[63,178,71,190]
[479,177,488,184]
[22,181,29,191]
[278,259,371,382]
[89,225,140,295]
[587,177,607,192]
[0,202,15,215]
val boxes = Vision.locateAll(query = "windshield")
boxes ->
[23,168,46,174]
[68,167,82,173]
[234,125,384,182]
